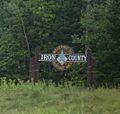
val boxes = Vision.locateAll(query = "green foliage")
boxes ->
[0,0,120,85]
[0,0,28,78]
[78,0,120,85]
[0,32,27,77]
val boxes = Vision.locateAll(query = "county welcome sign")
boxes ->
[29,45,96,87]
[39,45,87,70]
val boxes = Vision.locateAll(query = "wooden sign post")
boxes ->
[34,47,40,82]
[29,47,40,83]
[87,48,96,87]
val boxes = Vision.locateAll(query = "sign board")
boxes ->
[39,45,87,70]
[29,46,96,87]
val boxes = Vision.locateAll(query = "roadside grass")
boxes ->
[0,80,120,114]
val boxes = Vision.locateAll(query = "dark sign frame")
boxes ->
[29,46,96,87]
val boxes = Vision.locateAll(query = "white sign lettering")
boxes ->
[39,54,87,63]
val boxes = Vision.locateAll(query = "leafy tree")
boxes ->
[0,0,28,78]
[1,0,119,86]
[79,0,120,85]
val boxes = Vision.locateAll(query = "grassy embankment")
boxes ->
[0,80,120,114]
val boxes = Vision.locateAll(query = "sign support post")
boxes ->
[87,48,96,87]
[34,47,40,82]
[29,47,40,83]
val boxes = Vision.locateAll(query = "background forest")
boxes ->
[0,0,120,86]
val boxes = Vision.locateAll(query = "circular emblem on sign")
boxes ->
[52,45,74,71]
